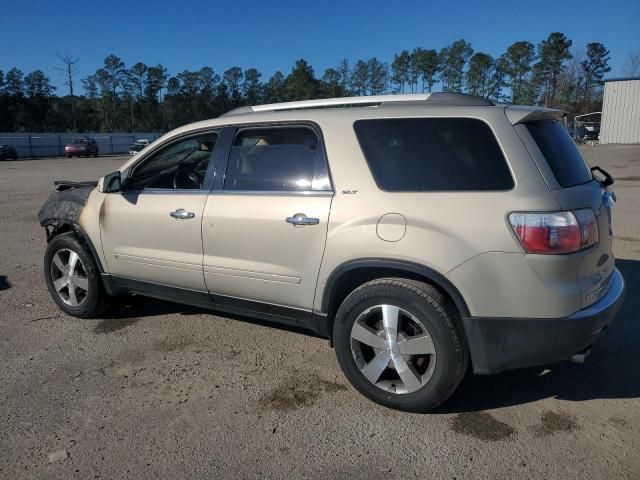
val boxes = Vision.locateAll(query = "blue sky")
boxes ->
[1,0,638,93]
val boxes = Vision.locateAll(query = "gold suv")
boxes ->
[39,93,625,411]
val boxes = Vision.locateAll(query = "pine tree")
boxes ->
[466,53,494,97]
[534,32,572,107]
[439,40,473,92]
[581,43,610,103]
[391,50,411,93]
[505,41,536,104]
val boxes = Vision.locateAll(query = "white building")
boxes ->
[600,77,640,144]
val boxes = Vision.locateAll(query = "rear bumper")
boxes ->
[463,268,626,375]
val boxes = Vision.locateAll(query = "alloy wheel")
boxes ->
[50,248,89,307]
[350,304,437,394]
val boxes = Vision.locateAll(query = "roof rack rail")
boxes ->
[220,92,494,116]
[251,94,430,113]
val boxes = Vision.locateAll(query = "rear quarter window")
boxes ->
[525,120,592,188]
[354,118,513,192]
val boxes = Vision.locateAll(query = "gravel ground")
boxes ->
[0,146,639,479]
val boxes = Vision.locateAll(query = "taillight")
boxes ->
[508,209,598,254]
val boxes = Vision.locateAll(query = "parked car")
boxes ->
[38,93,625,412]
[584,127,600,141]
[65,138,99,158]
[0,144,18,160]
[129,139,150,155]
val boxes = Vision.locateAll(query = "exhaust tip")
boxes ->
[570,348,592,364]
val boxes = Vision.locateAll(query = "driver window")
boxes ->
[126,132,218,190]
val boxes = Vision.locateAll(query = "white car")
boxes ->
[128,139,151,155]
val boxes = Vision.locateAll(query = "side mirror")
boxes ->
[100,171,122,193]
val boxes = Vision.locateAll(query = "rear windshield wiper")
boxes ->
[590,166,614,187]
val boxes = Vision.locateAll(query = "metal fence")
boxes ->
[0,132,161,158]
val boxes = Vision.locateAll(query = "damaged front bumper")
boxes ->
[38,181,97,231]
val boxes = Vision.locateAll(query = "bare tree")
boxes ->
[623,51,640,77]
[557,50,585,110]
[56,53,79,130]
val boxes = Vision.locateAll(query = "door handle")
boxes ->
[170,209,196,220]
[286,213,320,226]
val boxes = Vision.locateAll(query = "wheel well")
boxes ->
[44,221,74,241]
[322,260,470,342]
[42,220,104,273]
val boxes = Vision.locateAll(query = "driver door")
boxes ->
[100,130,219,291]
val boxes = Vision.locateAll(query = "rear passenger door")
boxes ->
[202,124,333,315]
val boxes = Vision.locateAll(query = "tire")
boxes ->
[67,155,72,158]
[333,278,468,412]
[43,233,110,318]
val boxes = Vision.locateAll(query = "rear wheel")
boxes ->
[333,278,467,412]
[44,234,110,318]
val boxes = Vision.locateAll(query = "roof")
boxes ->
[221,92,496,117]
[117,95,563,173]
[135,95,561,149]
[604,76,640,82]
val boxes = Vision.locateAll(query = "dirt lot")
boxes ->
[1,146,639,479]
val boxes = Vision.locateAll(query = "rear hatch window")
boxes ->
[525,120,592,188]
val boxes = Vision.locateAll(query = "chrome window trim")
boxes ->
[118,188,211,195]
[120,188,334,197]
[209,190,334,197]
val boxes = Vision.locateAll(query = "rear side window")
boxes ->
[224,126,329,191]
[354,118,513,191]
[525,120,592,188]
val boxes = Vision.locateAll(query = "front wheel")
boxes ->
[333,278,468,412]
[43,233,111,318]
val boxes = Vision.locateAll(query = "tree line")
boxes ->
[0,32,630,133]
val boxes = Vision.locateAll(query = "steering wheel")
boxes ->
[173,165,204,189]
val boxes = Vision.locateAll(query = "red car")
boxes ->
[65,138,99,158]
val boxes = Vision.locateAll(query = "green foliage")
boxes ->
[4,68,25,96]
[320,68,345,98]
[337,59,351,93]
[24,70,55,97]
[505,41,536,104]
[439,39,473,91]
[366,58,388,95]
[391,50,411,93]
[351,58,388,95]
[466,53,494,97]
[243,68,262,104]
[411,48,439,93]
[263,71,286,103]
[0,33,613,133]
[581,43,611,102]
[284,59,318,101]
[534,32,573,107]
[487,54,510,102]
[350,60,368,96]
